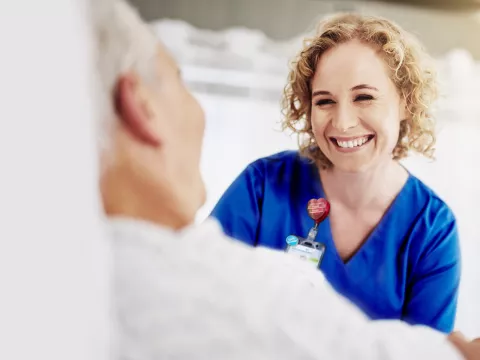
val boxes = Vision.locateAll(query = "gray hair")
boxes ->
[91,0,158,160]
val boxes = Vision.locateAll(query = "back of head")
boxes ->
[90,0,158,162]
[90,0,206,228]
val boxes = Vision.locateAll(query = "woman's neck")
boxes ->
[319,159,409,211]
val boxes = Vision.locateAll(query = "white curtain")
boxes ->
[0,1,111,360]
[156,19,480,337]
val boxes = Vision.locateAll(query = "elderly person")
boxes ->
[94,0,477,358]
[211,13,460,333]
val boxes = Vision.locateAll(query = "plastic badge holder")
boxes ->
[286,231,326,267]
[285,198,330,268]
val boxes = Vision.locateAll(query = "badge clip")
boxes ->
[285,198,330,267]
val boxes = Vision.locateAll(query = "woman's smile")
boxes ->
[328,134,375,153]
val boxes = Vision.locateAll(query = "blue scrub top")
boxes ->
[210,150,461,333]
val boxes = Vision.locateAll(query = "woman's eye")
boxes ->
[355,94,374,102]
[315,99,335,106]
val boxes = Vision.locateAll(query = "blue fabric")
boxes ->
[210,150,461,333]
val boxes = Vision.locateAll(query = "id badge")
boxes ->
[286,235,325,267]
[285,197,330,268]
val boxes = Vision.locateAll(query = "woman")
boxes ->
[210,13,461,333]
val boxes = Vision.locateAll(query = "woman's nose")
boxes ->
[331,104,359,132]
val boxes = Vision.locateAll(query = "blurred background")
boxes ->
[1,1,480,360]
[130,0,480,336]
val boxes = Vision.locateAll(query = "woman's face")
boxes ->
[310,39,406,173]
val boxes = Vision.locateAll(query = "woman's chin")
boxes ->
[330,158,375,174]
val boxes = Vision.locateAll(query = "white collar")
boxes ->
[106,215,223,247]
[108,216,176,236]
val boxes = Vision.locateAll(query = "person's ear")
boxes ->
[114,72,161,147]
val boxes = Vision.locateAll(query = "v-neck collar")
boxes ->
[307,161,414,268]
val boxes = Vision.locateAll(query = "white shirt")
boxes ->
[110,217,463,360]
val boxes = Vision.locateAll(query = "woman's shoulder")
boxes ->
[410,175,457,239]
[407,175,456,224]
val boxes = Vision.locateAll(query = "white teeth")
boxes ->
[336,136,369,149]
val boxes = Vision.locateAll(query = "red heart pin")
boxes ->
[307,198,330,224]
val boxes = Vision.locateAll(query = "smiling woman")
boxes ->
[209,13,461,333]
[310,38,409,173]
[313,81,380,154]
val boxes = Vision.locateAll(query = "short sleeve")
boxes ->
[209,162,265,246]
[403,204,461,333]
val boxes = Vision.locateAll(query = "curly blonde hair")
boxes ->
[282,13,438,169]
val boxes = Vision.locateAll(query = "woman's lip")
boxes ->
[329,135,374,141]
[329,134,375,153]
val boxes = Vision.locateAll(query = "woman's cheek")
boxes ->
[311,112,329,141]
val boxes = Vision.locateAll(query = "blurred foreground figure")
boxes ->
[93,0,478,358]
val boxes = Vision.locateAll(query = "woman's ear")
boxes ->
[114,72,161,147]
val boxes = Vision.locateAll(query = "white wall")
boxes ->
[0,1,111,359]
[197,93,297,221]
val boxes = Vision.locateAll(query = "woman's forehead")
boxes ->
[312,41,392,91]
